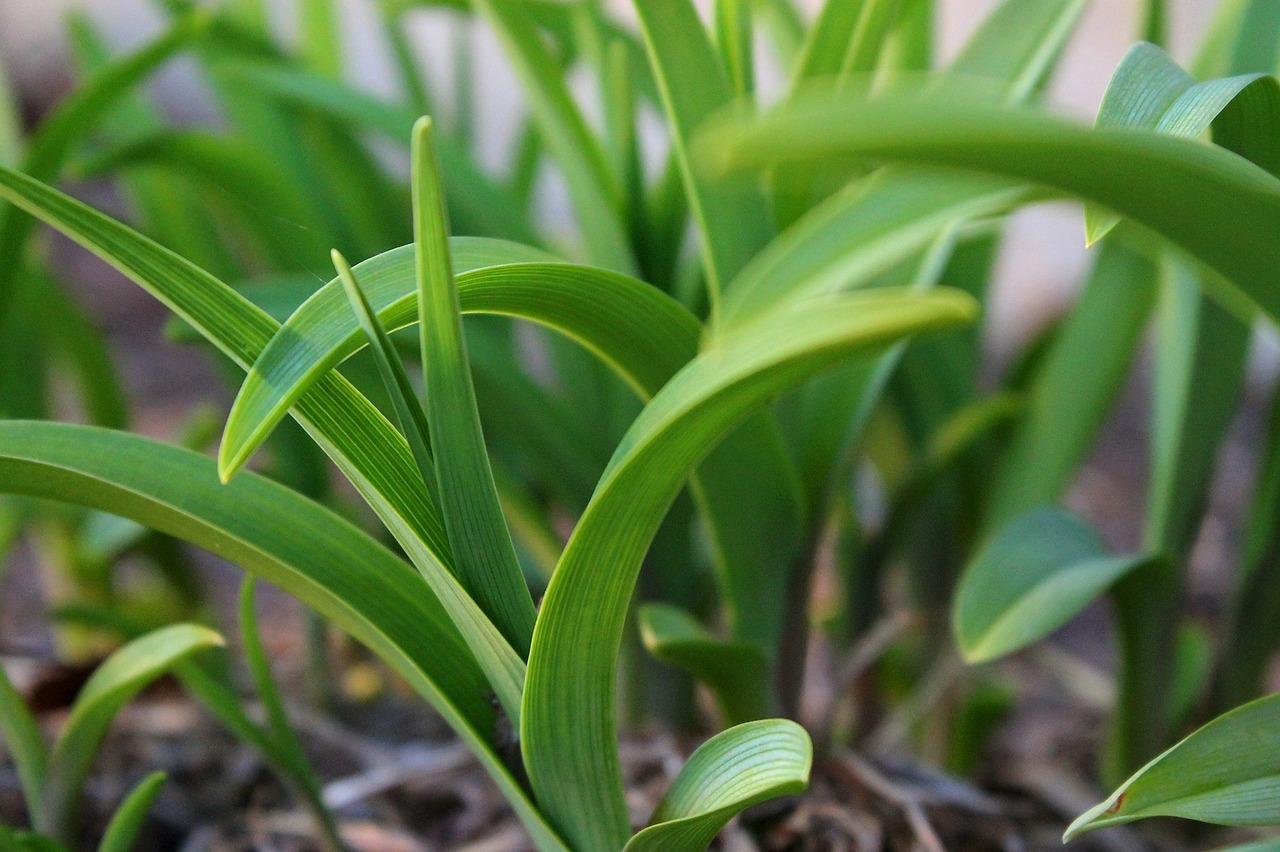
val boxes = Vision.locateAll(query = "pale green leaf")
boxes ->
[96,772,166,852]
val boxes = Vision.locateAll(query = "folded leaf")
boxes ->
[624,719,811,851]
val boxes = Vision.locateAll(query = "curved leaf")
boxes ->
[96,771,166,852]
[955,506,1149,663]
[623,719,811,851]
[0,164,534,778]
[0,422,565,852]
[221,234,803,655]
[40,624,223,838]
[1067,693,1280,837]
[638,603,770,726]
[219,239,696,478]
[699,90,1280,327]
[522,289,977,849]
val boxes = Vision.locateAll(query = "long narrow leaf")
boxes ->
[522,289,976,849]
[412,118,536,659]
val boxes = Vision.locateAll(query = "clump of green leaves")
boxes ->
[0,624,222,849]
[5,0,1280,848]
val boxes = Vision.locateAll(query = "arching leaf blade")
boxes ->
[522,289,976,849]
[623,719,811,851]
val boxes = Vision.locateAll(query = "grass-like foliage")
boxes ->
[1,0,1280,848]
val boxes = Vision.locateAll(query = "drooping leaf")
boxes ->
[39,624,223,838]
[700,90,1280,327]
[623,719,811,851]
[1067,693,1280,837]
[0,422,564,850]
[954,506,1150,663]
[522,289,976,849]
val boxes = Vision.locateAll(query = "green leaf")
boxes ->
[632,0,773,320]
[220,60,536,243]
[39,624,223,839]
[472,0,635,272]
[334,249,438,514]
[699,90,1280,327]
[954,506,1150,663]
[220,239,696,481]
[299,0,342,78]
[0,657,48,825]
[523,289,976,850]
[1067,693,1280,837]
[623,719,811,851]
[0,422,564,850]
[988,239,1158,525]
[239,579,342,850]
[0,10,211,324]
[221,234,803,657]
[96,772,166,852]
[942,0,1089,102]
[638,603,770,726]
[412,117,536,660]
[0,164,533,776]
[1087,42,1280,243]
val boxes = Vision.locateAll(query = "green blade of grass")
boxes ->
[299,0,342,78]
[0,422,565,851]
[334,249,438,510]
[0,659,48,826]
[988,239,1158,525]
[239,579,342,851]
[473,0,635,272]
[96,772,166,852]
[40,624,224,839]
[623,720,811,851]
[632,0,773,322]
[220,60,536,243]
[412,117,536,659]
[522,289,976,849]
[0,10,211,324]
